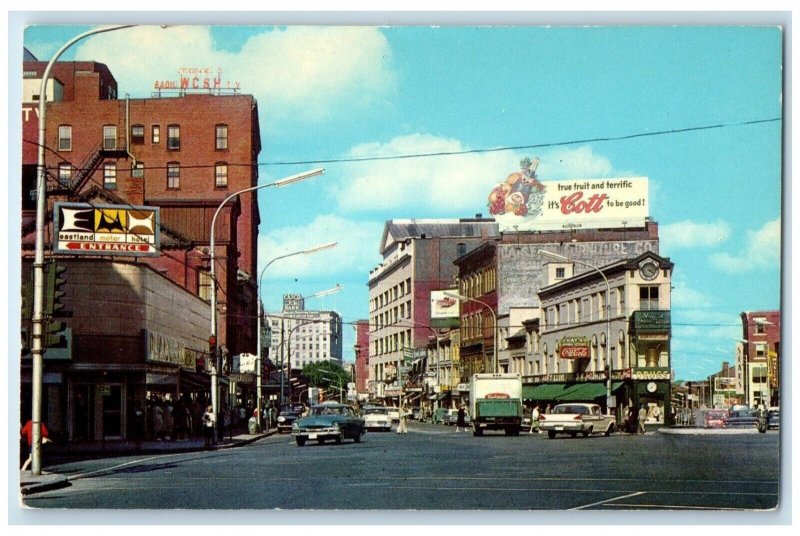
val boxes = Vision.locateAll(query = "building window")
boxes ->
[58,163,72,186]
[198,270,212,301]
[58,125,72,151]
[132,162,144,179]
[167,124,180,150]
[755,318,766,334]
[215,163,228,187]
[131,124,145,144]
[103,162,116,189]
[755,343,767,359]
[639,286,660,311]
[167,162,180,189]
[152,125,160,144]
[103,125,117,150]
[555,267,565,279]
[216,124,228,150]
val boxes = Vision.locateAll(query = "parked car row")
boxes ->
[698,405,780,431]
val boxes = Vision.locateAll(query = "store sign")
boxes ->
[488,157,649,232]
[633,311,671,334]
[430,290,460,319]
[631,367,671,381]
[558,336,590,359]
[768,350,779,388]
[154,66,241,92]
[146,330,193,368]
[54,202,160,257]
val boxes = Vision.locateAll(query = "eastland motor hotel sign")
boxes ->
[488,157,649,232]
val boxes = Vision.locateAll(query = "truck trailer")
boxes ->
[469,373,523,436]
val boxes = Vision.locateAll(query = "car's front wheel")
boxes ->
[334,425,343,444]
[354,430,363,443]
[296,437,306,447]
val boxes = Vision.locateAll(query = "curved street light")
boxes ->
[30,24,136,476]
[537,249,613,416]
[208,167,324,441]
[255,244,336,430]
[273,284,343,404]
[444,292,498,375]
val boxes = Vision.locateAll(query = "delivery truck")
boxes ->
[469,372,523,436]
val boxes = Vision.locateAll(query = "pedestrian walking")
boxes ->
[530,404,541,433]
[456,404,467,432]
[202,405,216,448]
[131,402,145,452]
[637,403,648,434]
[545,403,552,414]
[152,400,165,441]
[21,419,50,471]
[396,404,408,434]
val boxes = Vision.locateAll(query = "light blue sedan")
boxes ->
[292,402,365,446]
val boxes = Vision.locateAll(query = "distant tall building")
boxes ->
[268,294,344,373]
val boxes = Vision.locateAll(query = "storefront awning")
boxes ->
[522,383,567,401]
[558,383,607,401]
[179,370,211,392]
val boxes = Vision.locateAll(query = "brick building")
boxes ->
[367,217,499,404]
[737,310,781,407]
[20,52,262,442]
[353,320,370,399]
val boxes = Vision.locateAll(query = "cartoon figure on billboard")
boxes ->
[487,157,546,218]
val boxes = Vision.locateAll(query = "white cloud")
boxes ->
[74,25,395,127]
[709,217,781,273]
[333,138,623,212]
[660,219,731,249]
[535,146,616,179]
[258,214,384,279]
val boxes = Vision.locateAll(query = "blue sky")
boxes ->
[13,19,784,381]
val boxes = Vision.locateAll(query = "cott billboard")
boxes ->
[487,157,649,232]
[53,202,160,256]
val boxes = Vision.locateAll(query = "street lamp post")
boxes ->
[444,292,498,374]
[29,24,134,476]
[256,244,336,430]
[209,168,324,442]
[537,249,613,416]
[275,284,342,404]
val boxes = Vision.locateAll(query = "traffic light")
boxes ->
[45,319,68,349]
[44,262,67,316]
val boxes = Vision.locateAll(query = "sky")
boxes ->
[10,15,786,382]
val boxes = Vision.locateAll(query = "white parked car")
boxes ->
[538,403,616,438]
[362,405,392,432]
[387,407,400,423]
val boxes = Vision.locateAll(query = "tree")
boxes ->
[302,361,350,392]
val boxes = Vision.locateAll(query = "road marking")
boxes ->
[603,503,769,511]
[68,455,171,481]
[569,491,645,510]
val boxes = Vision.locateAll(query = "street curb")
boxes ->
[20,431,275,496]
[658,427,760,435]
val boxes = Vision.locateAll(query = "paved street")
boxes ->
[22,422,780,513]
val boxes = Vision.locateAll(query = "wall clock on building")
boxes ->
[639,261,659,281]
[646,382,658,393]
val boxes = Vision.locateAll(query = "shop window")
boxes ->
[103,125,117,150]
[103,161,116,189]
[58,125,72,151]
[167,124,180,150]
[131,124,145,144]
[639,285,660,311]
[167,162,180,189]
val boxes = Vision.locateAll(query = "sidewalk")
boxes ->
[19,429,276,496]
